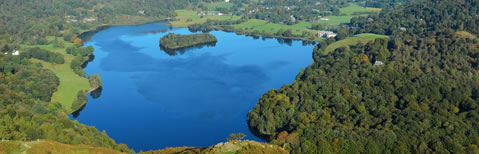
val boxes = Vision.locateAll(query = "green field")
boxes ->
[314,3,381,26]
[169,9,241,27]
[23,37,90,111]
[324,33,389,54]
[340,3,380,15]
[317,16,355,25]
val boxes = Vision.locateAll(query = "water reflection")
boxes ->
[71,103,87,118]
[90,86,103,99]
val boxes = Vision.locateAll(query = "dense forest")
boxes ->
[248,0,479,153]
[159,33,218,50]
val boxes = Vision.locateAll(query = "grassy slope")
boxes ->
[23,37,90,111]
[340,3,379,15]
[317,3,381,25]
[324,33,389,53]
[169,9,242,27]
[0,140,123,154]
[141,140,288,154]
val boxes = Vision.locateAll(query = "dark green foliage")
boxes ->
[0,0,194,44]
[20,47,65,64]
[248,0,479,153]
[71,90,87,111]
[159,33,217,50]
[66,46,94,57]
[188,19,247,32]
[70,56,88,77]
[88,74,102,89]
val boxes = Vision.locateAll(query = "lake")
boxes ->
[70,22,314,151]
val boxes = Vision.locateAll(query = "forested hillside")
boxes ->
[0,0,192,45]
[0,55,131,152]
[248,0,479,153]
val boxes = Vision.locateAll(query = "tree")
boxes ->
[73,38,83,47]
[335,29,347,41]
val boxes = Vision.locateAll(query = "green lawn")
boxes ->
[169,9,241,27]
[313,3,381,26]
[317,16,355,25]
[340,3,380,16]
[324,33,389,54]
[24,37,90,111]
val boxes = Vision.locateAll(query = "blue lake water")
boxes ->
[70,22,313,151]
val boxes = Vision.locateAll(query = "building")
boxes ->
[138,10,145,14]
[374,61,384,66]
[5,49,19,56]
[12,49,19,55]
[225,0,230,2]
[317,31,337,38]
[290,15,296,22]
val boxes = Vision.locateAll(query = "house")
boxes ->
[320,17,329,21]
[5,49,19,56]
[399,27,407,31]
[12,49,19,55]
[315,2,321,5]
[317,31,337,38]
[138,10,145,14]
[374,61,384,66]
[290,15,296,22]
[217,12,224,16]
[225,0,230,2]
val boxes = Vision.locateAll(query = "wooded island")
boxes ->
[159,33,217,50]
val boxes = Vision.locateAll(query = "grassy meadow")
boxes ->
[317,3,381,25]
[169,9,241,27]
[22,36,90,111]
[324,33,389,53]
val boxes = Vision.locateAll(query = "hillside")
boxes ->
[141,140,288,154]
[248,0,479,153]
[0,140,124,154]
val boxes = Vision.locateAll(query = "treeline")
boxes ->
[188,19,247,32]
[20,47,65,64]
[248,0,479,153]
[160,33,218,50]
[66,46,94,57]
[0,55,132,152]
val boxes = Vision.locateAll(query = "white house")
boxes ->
[12,49,19,55]
[225,0,230,2]
[317,31,337,38]
[374,61,384,66]
[5,49,19,56]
